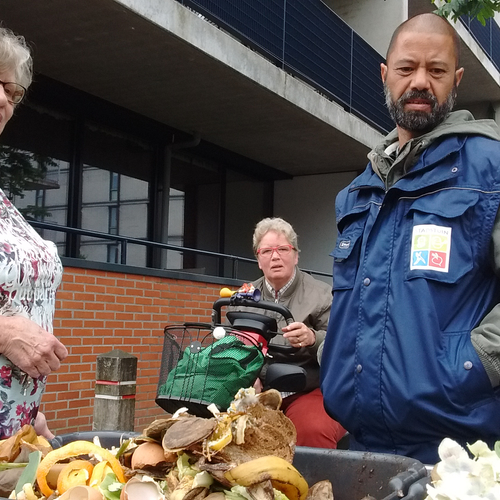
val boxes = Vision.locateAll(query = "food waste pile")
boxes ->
[2,388,499,500]
[0,389,333,500]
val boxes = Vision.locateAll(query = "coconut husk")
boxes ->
[214,404,296,465]
[197,461,234,489]
[162,417,217,451]
[256,390,282,411]
[141,417,175,441]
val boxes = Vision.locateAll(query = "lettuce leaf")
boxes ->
[99,472,123,500]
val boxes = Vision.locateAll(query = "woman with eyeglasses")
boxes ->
[0,27,68,440]
[241,217,346,448]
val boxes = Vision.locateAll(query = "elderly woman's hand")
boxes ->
[34,411,55,439]
[282,322,315,348]
[0,315,68,378]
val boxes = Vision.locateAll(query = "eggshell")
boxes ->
[130,442,166,470]
[120,476,165,500]
[57,485,104,500]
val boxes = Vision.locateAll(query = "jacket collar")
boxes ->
[368,110,500,188]
[262,267,301,301]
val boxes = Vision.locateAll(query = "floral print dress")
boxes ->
[0,188,63,438]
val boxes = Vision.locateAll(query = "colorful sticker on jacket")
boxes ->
[410,224,451,273]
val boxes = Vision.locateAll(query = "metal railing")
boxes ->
[178,0,394,133]
[176,2,500,133]
[460,16,500,73]
[30,221,332,280]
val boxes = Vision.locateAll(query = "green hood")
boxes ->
[368,110,500,187]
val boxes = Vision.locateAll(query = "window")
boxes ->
[0,77,270,278]
[107,244,120,264]
[81,123,152,267]
[0,102,72,256]
[108,206,118,235]
[168,152,222,275]
[109,172,119,202]
[35,190,45,218]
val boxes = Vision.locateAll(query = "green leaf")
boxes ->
[114,439,131,459]
[495,440,500,458]
[224,485,253,500]
[0,463,27,471]
[14,450,42,495]
[433,0,500,23]
[99,472,123,500]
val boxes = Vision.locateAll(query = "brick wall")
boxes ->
[43,265,224,436]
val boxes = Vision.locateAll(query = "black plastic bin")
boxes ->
[293,446,428,500]
[49,431,429,500]
[50,430,140,449]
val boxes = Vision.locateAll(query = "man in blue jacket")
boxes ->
[320,12,500,464]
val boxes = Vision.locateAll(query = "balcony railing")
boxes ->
[460,16,500,73]
[177,0,394,133]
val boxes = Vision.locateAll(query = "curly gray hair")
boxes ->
[252,217,300,255]
[0,27,32,90]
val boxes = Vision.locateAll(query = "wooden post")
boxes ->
[93,349,137,431]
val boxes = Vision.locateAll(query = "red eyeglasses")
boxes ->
[257,244,295,257]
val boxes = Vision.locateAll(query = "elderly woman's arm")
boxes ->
[0,315,68,378]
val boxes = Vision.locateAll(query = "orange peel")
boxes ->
[56,460,94,494]
[36,440,126,497]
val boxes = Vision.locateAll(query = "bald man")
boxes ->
[320,13,500,463]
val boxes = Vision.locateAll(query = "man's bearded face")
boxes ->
[384,84,457,133]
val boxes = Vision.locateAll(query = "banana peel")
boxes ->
[246,479,275,499]
[169,476,194,500]
[89,461,113,489]
[224,456,308,500]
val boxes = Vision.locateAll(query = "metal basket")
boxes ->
[155,322,264,418]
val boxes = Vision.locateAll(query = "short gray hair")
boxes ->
[0,27,33,90]
[252,217,300,255]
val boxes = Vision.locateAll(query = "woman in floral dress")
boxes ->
[0,27,68,438]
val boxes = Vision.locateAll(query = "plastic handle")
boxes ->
[211,297,294,325]
[386,466,429,499]
[403,477,430,500]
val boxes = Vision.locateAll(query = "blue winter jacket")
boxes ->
[321,127,500,464]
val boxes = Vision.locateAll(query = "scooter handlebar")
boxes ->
[211,297,294,325]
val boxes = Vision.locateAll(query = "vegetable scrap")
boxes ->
[425,438,500,500]
[0,388,334,500]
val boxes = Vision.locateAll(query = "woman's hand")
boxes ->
[34,411,55,439]
[253,377,263,393]
[0,315,68,378]
[282,322,315,348]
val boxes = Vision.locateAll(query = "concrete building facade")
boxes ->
[2,0,500,432]
[3,0,500,278]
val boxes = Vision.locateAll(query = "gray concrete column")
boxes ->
[93,350,138,431]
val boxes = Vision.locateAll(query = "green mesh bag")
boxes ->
[158,335,264,411]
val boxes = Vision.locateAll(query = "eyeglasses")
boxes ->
[257,244,296,257]
[0,80,26,105]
